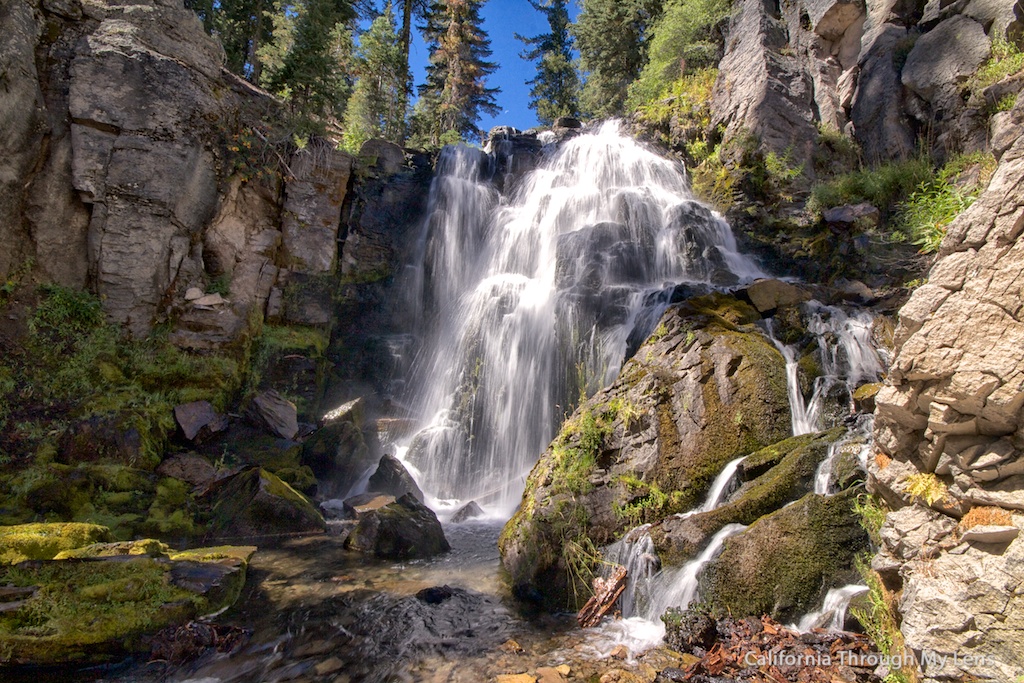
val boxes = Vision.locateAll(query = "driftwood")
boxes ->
[577,564,627,628]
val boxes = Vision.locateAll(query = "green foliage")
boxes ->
[409,0,499,147]
[550,408,613,495]
[807,158,932,216]
[614,475,682,526]
[29,284,104,347]
[902,472,949,506]
[852,493,888,546]
[850,556,913,683]
[188,0,277,81]
[626,0,731,111]
[895,151,995,253]
[516,0,581,125]
[971,34,1024,92]
[994,92,1018,112]
[341,5,409,152]
[633,68,718,159]
[261,0,356,123]
[573,0,662,117]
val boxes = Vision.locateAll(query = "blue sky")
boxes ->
[407,0,581,136]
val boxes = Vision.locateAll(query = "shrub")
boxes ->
[971,34,1024,92]
[807,158,932,216]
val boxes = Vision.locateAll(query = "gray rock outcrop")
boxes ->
[871,102,1024,681]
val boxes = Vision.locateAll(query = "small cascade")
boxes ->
[400,121,765,511]
[796,584,868,632]
[766,302,885,437]
[604,525,660,618]
[813,414,875,495]
[699,456,745,513]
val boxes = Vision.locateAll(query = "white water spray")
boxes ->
[402,122,764,512]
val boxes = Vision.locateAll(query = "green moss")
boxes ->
[0,523,112,564]
[614,476,686,527]
[53,539,170,560]
[142,478,197,537]
[699,489,869,621]
[168,545,256,567]
[549,408,612,496]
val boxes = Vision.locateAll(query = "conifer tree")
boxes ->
[409,0,500,147]
[263,0,357,121]
[573,0,661,118]
[342,4,410,151]
[516,0,581,125]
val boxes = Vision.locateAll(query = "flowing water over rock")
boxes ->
[401,122,763,512]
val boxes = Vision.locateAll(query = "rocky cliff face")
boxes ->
[0,0,425,348]
[870,103,1024,683]
[712,0,1021,168]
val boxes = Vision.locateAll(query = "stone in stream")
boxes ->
[302,398,378,490]
[345,493,450,560]
[451,501,485,523]
[342,492,396,519]
[205,467,326,537]
[368,453,424,502]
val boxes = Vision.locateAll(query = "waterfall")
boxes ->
[795,584,868,632]
[813,414,875,495]
[766,302,885,437]
[401,121,764,511]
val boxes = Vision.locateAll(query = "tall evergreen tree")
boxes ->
[187,0,274,81]
[410,0,500,147]
[516,0,581,125]
[342,4,409,151]
[263,0,357,121]
[572,0,661,118]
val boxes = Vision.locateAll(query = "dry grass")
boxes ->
[960,505,1013,530]
[875,452,892,469]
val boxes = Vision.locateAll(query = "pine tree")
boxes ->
[573,0,661,118]
[188,0,274,81]
[516,0,581,125]
[410,0,500,147]
[263,0,357,122]
[342,4,410,151]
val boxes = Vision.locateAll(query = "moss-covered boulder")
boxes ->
[53,538,170,559]
[0,545,256,665]
[650,429,841,564]
[697,489,869,622]
[0,523,111,564]
[499,294,791,610]
[345,493,449,560]
[206,467,325,537]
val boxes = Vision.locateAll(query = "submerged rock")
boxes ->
[451,501,485,523]
[346,493,449,560]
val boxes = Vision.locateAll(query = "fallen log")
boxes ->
[577,564,627,628]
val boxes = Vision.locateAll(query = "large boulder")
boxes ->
[367,453,424,502]
[206,467,325,537]
[500,293,791,610]
[0,522,112,565]
[697,489,869,622]
[902,16,991,111]
[302,398,377,494]
[345,493,449,560]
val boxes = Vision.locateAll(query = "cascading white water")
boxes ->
[813,413,875,495]
[401,122,765,511]
[766,302,885,437]
[795,584,869,632]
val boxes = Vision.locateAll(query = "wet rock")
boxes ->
[247,390,299,440]
[501,293,791,609]
[345,493,449,560]
[367,453,424,502]
[302,399,376,491]
[698,490,869,622]
[174,401,229,443]
[416,585,455,604]
[662,606,718,653]
[206,467,325,538]
[451,501,485,523]
[342,493,396,518]
[553,117,582,129]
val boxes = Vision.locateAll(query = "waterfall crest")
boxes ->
[401,122,764,511]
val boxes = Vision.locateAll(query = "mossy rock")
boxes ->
[206,467,325,538]
[500,295,791,611]
[697,489,869,622]
[0,544,256,665]
[651,429,842,564]
[53,538,170,559]
[345,493,449,560]
[0,523,112,564]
